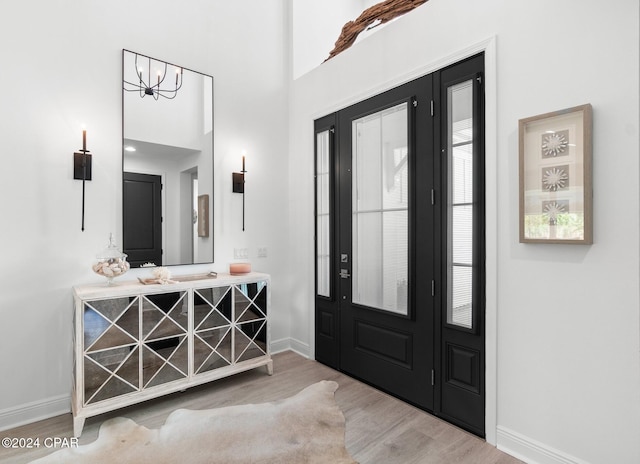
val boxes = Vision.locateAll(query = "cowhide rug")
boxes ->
[32,380,357,464]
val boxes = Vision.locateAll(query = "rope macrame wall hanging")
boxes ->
[325,0,428,61]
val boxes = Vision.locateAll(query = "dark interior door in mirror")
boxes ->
[123,172,162,267]
[122,49,214,266]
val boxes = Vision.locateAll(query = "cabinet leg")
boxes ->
[266,359,274,376]
[73,416,86,438]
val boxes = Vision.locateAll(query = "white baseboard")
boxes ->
[270,337,311,358]
[497,426,590,464]
[0,394,70,433]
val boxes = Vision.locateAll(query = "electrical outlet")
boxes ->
[258,247,268,258]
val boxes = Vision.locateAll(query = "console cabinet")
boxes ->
[72,273,271,436]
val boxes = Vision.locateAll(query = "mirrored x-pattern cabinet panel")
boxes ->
[83,297,140,405]
[193,286,233,374]
[142,291,189,388]
[234,281,268,363]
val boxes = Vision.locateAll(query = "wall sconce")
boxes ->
[73,129,92,231]
[232,154,246,231]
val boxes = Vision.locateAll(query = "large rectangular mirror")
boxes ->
[122,49,214,267]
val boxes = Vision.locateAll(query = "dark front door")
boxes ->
[123,171,162,267]
[337,77,435,411]
[315,54,485,436]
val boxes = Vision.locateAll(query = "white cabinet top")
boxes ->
[74,272,270,300]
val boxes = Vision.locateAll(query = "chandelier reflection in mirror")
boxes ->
[123,52,183,100]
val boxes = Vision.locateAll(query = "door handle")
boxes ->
[339,269,351,279]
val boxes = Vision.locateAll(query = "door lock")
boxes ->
[339,269,351,279]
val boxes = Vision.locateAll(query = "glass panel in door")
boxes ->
[316,130,331,298]
[352,102,409,316]
[447,80,474,329]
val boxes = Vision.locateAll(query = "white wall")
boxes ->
[0,0,290,429]
[291,0,383,79]
[288,0,640,463]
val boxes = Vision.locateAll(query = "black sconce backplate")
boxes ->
[232,172,244,193]
[73,152,93,181]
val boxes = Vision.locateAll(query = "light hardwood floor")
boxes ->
[1,351,523,463]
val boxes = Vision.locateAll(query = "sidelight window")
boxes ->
[447,80,475,329]
[316,129,332,298]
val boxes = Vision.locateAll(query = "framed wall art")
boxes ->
[198,194,209,237]
[519,104,593,244]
